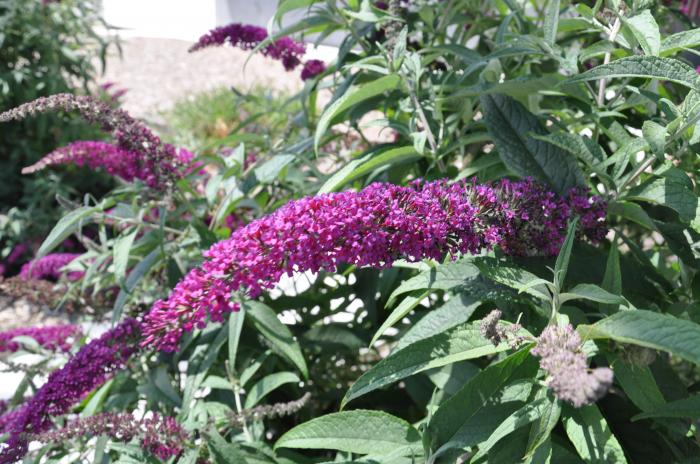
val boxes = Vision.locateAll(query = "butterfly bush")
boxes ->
[0,324,81,353]
[143,178,606,352]
[22,141,193,187]
[19,253,81,281]
[0,318,140,463]
[0,94,191,190]
[532,324,614,407]
[189,23,306,71]
[29,411,188,460]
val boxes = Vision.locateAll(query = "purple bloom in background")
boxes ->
[19,253,81,281]
[0,318,141,463]
[532,324,614,407]
[142,178,607,352]
[29,411,188,460]
[301,59,326,80]
[0,94,190,190]
[22,141,194,188]
[189,23,306,71]
[0,324,81,353]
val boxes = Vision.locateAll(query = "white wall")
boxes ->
[102,0,220,41]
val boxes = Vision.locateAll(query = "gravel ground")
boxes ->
[99,37,307,121]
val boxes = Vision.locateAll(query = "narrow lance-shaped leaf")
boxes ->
[543,0,560,45]
[579,309,700,366]
[245,301,309,378]
[275,410,422,455]
[342,321,525,407]
[623,10,661,56]
[427,349,539,457]
[315,74,402,152]
[244,372,300,408]
[563,56,700,92]
[471,397,551,461]
[563,404,627,463]
[632,394,700,421]
[370,289,430,346]
[554,217,579,288]
[480,94,585,195]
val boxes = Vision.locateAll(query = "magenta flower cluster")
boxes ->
[0,324,81,353]
[301,59,326,80]
[142,178,607,352]
[22,141,194,188]
[0,94,191,190]
[532,324,614,407]
[30,411,188,460]
[19,253,81,281]
[189,23,327,80]
[0,318,141,463]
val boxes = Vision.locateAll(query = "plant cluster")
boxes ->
[2,0,700,463]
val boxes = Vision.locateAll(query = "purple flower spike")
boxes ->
[189,23,306,71]
[0,318,141,463]
[142,178,607,352]
[30,411,188,460]
[532,324,614,407]
[23,141,193,187]
[19,253,81,281]
[0,94,190,190]
[0,324,81,353]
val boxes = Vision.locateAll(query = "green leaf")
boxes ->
[396,295,480,350]
[601,244,622,313]
[471,396,551,461]
[37,205,102,258]
[207,430,249,464]
[253,154,296,184]
[612,360,664,413]
[80,378,114,417]
[371,289,430,346]
[554,218,579,288]
[180,325,229,417]
[112,247,161,322]
[531,132,604,166]
[563,404,627,463]
[315,74,402,151]
[274,0,320,24]
[480,94,585,195]
[579,309,700,366]
[244,372,300,408]
[343,321,520,406]
[543,0,560,45]
[318,146,421,193]
[245,301,308,378]
[473,257,550,301]
[113,228,138,286]
[625,176,698,223]
[427,349,538,455]
[275,410,422,455]
[525,391,562,459]
[660,28,700,56]
[608,201,657,230]
[623,10,660,56]
[386,259,479,307]
[228,306,245,375]
[559,283,625,305]
[642,120,667,156]
[563,56,700,91]
[302,324,364,352]
[632,394,700,421]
